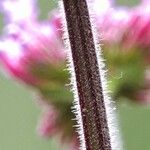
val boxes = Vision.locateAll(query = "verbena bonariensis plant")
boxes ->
[0,0,150,149]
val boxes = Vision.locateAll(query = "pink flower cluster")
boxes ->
[0,0,65,86]
[0,0,67,143]
[96,0,150,48]
[94,0,150,104]
[121,1,150,49]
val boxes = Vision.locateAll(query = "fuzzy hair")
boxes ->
[87,1,123,150]
[59,2,86,150]
[59,0,122,150]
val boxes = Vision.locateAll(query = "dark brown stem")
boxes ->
[62,0,112,150]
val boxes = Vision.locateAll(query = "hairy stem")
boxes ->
[62,0,112,149]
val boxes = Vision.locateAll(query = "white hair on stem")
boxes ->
[87,0,123,150]
[59,1,86,150]
[59,0,122,149]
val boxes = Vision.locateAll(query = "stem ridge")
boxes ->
[62,0,112,149]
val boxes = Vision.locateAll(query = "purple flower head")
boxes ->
[133,69,150,104]
[96,7,129,44]
[0,37,38,85]
[121,1,150,49]
[93,0,113,16]
[0,20,66,86]
[0,0,38,24]
[37,106,58,137]
[0,0,71,145]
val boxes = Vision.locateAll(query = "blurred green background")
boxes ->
[0,0,150,150]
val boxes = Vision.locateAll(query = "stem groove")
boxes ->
[62,0,112,149]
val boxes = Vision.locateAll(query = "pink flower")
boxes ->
[0,0,71,145]
[49,11,62,36]
[37,106,58,137]
[93,0,150,50]
[135,69,150,104]
[0,22,66,85]
[0,0,38,24]
[0,37,39,85]
[96,8,129,44]
[93,0,113,17]
[122,5,150,49]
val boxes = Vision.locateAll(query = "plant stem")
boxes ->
[62,0,112,149]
